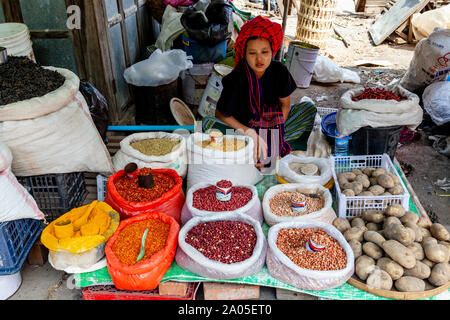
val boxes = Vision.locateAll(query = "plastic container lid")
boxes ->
[170,97,196,126]
[321,112,338,138]
[0,23,29,42]
[213,64,233,77]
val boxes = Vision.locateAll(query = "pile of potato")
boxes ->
[337,167,404,197]
[333,204,450,292]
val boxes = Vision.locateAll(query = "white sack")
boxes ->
[400,28,450,92]
[181,182,263,225]
[411,5,450,41]
[175,212,267,280]
[313,55,360,84]
[112,132,188,178]
[262,183,336,227]
[422,81,450,126]
[0,141,45,222]
[266,221,354,290]
[186,133,263,190]
[277,155,332,185]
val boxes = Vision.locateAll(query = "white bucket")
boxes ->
[198,64,233,118]
[181,63,214,105]
[286,41,319,88]
[0,23,35,62]
[0,272,22,300]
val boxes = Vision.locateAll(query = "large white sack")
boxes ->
[422,81,450,126]
[411,5,450,41]
[262,183,336,227]
[337,85,423,137]
[277,154,332,185]
[181,182,263,225]
[175,212,267,280]
[112,132,188,178]
[313,55,360,84]
[400,28,450,92]
[0,67,114,176]
[186,133,263,190]
[266,221,354,291]
[0,141,45,222]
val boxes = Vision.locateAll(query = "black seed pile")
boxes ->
[0,56,66,105]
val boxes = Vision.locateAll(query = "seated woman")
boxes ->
[215,16,315,171]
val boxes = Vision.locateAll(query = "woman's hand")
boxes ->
[242,127,268,164]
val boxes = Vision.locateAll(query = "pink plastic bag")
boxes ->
[164,0,194,7]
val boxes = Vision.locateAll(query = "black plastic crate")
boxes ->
[0,218,43,275]
[17,172,88,222]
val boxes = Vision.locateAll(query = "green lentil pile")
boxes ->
[130,138,180,156]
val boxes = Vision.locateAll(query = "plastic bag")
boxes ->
[337,85,423,137]
[180,0,232,46]
[181,182,263,224]
[40,201,120,254]
[411,5,450,41]
[422,81,450,126]
[266,221,354,290]
[400,28,450,92]
[123,49,193,87]
[313,55,360,84]
[175,212,267,279]
[48,243,106,272]
[112,132,188,178]
[186,132,263,190]
[262,183,336,227]
[79,79,109,144]
[0,141,45,223]
[104,168,185,223]
[105,211,179,290]
[277,155,332,185]
[164,0,194,7]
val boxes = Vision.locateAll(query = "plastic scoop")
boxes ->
[136,228,149,263]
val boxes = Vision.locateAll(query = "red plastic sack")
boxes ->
[105,168,185,223]
[105,211,179,290]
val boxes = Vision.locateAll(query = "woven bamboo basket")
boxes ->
[295,0,337,50]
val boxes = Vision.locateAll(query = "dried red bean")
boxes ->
[192,186,252,211]
[185,220,257,264]
[216,180,233,188]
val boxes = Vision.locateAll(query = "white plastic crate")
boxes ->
[330,154,410,218]
[96,174,109,201]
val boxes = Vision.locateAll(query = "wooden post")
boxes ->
[1,0,23,22]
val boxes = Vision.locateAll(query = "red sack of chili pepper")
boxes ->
[104,168,185,223]
[105,211,179,290]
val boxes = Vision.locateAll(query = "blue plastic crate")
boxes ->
[0,219,43,275]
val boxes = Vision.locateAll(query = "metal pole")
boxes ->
[0,47,8,65]
[276,0,291,61]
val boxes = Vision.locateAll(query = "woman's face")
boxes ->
[245,37,272,78]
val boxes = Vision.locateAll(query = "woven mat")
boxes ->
[74,167,450,300]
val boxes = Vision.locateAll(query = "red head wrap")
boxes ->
[233,16,283,68]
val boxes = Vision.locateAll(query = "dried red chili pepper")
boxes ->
[352,88,406,102]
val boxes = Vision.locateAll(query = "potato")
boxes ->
[377,174,395,189]
[355,255,376,281]
[368,185,385,196]
[338,177,349,187]
[421,258,435,269]
[348,239,362,259]
[430,223,450,241]
[383,216,402,229]
[366,222,381,231]
[352,182,364,195]
[421,237,438,247]
[380,192,392,196]
[344,226,367,242]
[382,240,416,269]
[420,227,432,239]
[372,168,388,178]
[340,172,356,182]
[364,230,386,247]
[355,175,370,188]
[407,242,424,260]
[439,241,450,252]
[332,217,351,233]
[403,261,431,279]
[400,211,420,225]
[362,210,385,223]
[366,269,393,290]
[351,217,366,228]
[388,185,404,195]
[351,169,363,176]
[362,167,376,176]
[384,223,415,246]
[388,173,401,185]
[417,217,432,229]
[385,204,406,218]
[403,222,423,242]
[423,243,450,263]
[363,242,383,260]
[428,263,450,287]
[342,189,355,197]
[369,177,378,186]
[377,257,404,280]
[395,276,426,292]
